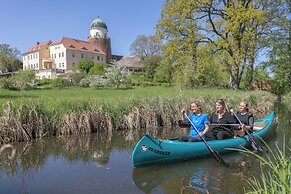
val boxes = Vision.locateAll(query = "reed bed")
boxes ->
[0,87,275,144]
[240,138,291,194]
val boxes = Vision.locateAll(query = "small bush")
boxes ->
[160,83,171,87]
[0,77,14,90]
[36,79,52,86]
[52,78,72,89]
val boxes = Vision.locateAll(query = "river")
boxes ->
[0,105,290,194]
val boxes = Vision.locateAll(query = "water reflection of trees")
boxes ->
[125,125,185,145]
[0,130,127,175]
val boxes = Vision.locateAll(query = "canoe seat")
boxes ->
[253,121,268,131]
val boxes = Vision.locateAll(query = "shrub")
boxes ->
[36,79,52,86]
[52,78,72,89]
[0,77,14,90]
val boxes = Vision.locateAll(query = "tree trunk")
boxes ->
[228,75,239,89]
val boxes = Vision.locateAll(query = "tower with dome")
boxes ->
[88,17,112,63]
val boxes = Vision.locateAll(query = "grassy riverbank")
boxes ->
[0,87,275,143]
[242,138,291,194]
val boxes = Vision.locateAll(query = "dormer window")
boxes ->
[68,44,75,48]
[81,46,87,50]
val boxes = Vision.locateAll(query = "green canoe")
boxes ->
[132,112,277,168]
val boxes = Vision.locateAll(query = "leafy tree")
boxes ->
[157,0,284,89]
[153,63,172,83]
[265,0,291,100]
[143,55,162,79]
[76,59,95,74]
[0,44,22,72]
[89,62,108,75]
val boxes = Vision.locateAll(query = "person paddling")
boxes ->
[205,99,236,140]
[179,100,209,142]
[231,101,254,138]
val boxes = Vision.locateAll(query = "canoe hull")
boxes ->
[132,112,277,167]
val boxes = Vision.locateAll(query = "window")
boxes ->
[97,56,100,60]
[62,62,64,68]
[54,54,56,58]
[72,63,75,66]
[81,54,84,58]
[62,52,64,57]
[59,53,61,58]
[72,53,75,57]
[52,54,54,58]
[92,56,94,59]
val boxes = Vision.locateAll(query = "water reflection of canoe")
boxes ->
[132,112,277,168]
[132,161,207,193]
[132,154,254,193]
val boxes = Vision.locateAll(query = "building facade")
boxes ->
[22,17,111,79]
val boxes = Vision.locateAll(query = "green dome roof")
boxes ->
[90,18,107,30]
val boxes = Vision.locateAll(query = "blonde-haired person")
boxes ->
[231,101,254,137]
[180,100,209,142]
[205,99,237,140]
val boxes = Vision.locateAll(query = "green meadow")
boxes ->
[0,86,275,115]
[0,86,276,143]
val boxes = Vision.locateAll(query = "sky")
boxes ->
[0,0,164,57]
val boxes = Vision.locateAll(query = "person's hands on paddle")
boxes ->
[198,131,205,137]
[181,109,186,121]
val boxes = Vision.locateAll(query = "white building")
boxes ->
[22,17,111,79]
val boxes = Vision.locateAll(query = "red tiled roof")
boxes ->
[51,37,105,55]
[24,41,52,54]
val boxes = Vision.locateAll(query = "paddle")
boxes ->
[231,111,264,153]
[179,121,239,128]
[183,113,229,167]
[178,120,239,128]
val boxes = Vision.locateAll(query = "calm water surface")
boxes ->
[0,105,290,194]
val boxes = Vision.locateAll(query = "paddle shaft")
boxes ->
[232,112,263,151]
[183,113,229,166]
[210,124,240,127]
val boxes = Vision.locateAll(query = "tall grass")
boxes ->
[239,138,291,194]
[0,87,276,143]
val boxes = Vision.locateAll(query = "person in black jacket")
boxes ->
[205,99,236,140]
[232,101,254,138]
